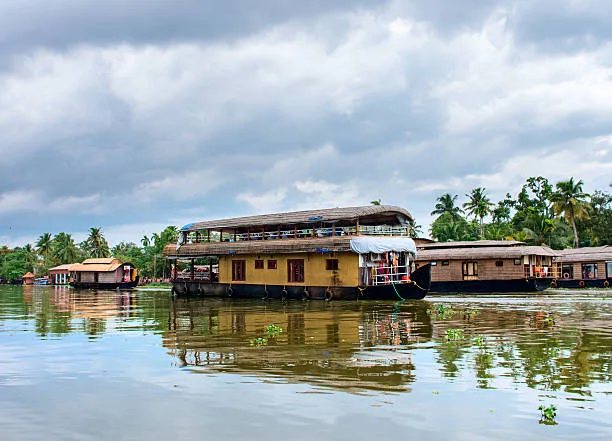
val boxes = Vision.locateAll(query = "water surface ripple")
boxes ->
[1,285,611,440]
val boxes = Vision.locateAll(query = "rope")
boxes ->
[390,281,405,301]
[410,280,427,292]
[357,286,367,297]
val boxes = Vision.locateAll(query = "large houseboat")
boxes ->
[414,240,559,293]
[70,258,139,290]
[163,206,431,300]
[552,246,612,288]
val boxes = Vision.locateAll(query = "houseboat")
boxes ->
[69,258,139,290]
[414,240,559,293]
[163,205,431,300]
[48,264,74,285]
[552,246,612,288]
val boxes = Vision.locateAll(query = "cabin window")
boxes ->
[607,262,612,278]
[581,263,597,279]
[268,260,277,270]
[462,261,478,280]
[288,259,305,283]
[561,264,573,279]
[514,259,521,265]
[430,261,437,266]
[232,260,246,281]
[254,260,264,269]
[326,259,339,270]
[441,261,449,266]
[495,261,504,267]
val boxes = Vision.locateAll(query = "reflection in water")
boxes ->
[163,299,432,393]
[1,286,612,398]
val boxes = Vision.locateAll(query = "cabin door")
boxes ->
[94,272,99,283]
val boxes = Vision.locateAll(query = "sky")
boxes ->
[1,0,612,247]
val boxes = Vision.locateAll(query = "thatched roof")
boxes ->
[71,258,132,273]
[554,246,612,263]
[415,245,558,261]
[420,240,525,250]
[48,264,76,271]
[22,272,35,278]
[180,205,413,233]
[165,237,355,258]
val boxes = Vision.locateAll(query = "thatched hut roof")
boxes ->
[22,272,35,278]
[415,245,558,261]
[420,240,525,250]
[180,205,413,233]
[165,237,355,258]
[71,258,132,273]
[554,246,612,263]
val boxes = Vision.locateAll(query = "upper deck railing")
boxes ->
[183,225,410,244]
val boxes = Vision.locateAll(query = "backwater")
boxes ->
[1,285,611,440]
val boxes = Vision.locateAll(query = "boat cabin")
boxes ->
[553,246,612,288]
[70,258,138,289]
[48,264,75,285]
[164,205,430,300]
[414,240,559,293]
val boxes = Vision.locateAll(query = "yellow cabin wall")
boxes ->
[218,252,359,287]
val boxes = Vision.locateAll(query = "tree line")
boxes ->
[429,176,611,248]
[1,175,610,281]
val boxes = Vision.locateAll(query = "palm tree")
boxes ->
[36,233,53,261]
[463,188,494,238]
[408,219,423,239]
[431,193,464,220]
[141,235,151,248]
[53,233,80,264]
[551,178,590,248]
[85,227,110,258]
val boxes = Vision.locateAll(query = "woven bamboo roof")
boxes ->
[420,240,525,249]
[554,246,612,263]
[48,264,76,271]
[164,237,355,258]
[415,245,558,261]
[181,205,413,232]
[22,272,35,278]
[71,258,132,272]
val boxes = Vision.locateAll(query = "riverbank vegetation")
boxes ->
[1,176,611,281]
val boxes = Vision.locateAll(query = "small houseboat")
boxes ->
[414,240,559,293]
[163,205,431,300]
[552,246,612,288]
[48,264,75,285]
[69,258,139,290]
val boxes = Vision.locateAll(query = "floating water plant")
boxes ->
[463,308,479,319]
[445,328,464,341]
[427,304,456,320]
[474,336,484,347]
[249,337,268,347]
[538,404,557,425]
[265,324,283,339]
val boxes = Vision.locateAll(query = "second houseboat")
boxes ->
[414,240,559,293]
[163,205,431,300]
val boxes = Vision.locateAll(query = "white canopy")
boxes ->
[349,237,417,255]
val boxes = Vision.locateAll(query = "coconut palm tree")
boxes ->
[85,227,110,258]
[36,233,53,261]
[53,233,80,264]
[431,193,464,220]
[141,235,151,248]
[463,188,494,238]
[551,178,590,248]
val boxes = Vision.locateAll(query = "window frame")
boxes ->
[254,259,264,269]
[232,260,246,281]
[462,261,478,280]
[267,260,277,270]
[287,259,305,283]
[326,259,339,271]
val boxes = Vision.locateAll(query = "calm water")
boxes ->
[1,285,612,440]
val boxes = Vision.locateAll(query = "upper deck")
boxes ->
[178,205,414,245]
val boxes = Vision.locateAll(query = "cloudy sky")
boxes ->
[1,0,612,247]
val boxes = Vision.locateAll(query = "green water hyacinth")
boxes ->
[538,404,557,425]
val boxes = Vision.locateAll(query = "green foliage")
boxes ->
[249,337,268,347]
[445,328,464,341]
[538,404,557,424]
[426,304,456,320]
[473,336,484,347]
[265,324,283,339]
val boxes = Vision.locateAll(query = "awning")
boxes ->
[349,237,417,255]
